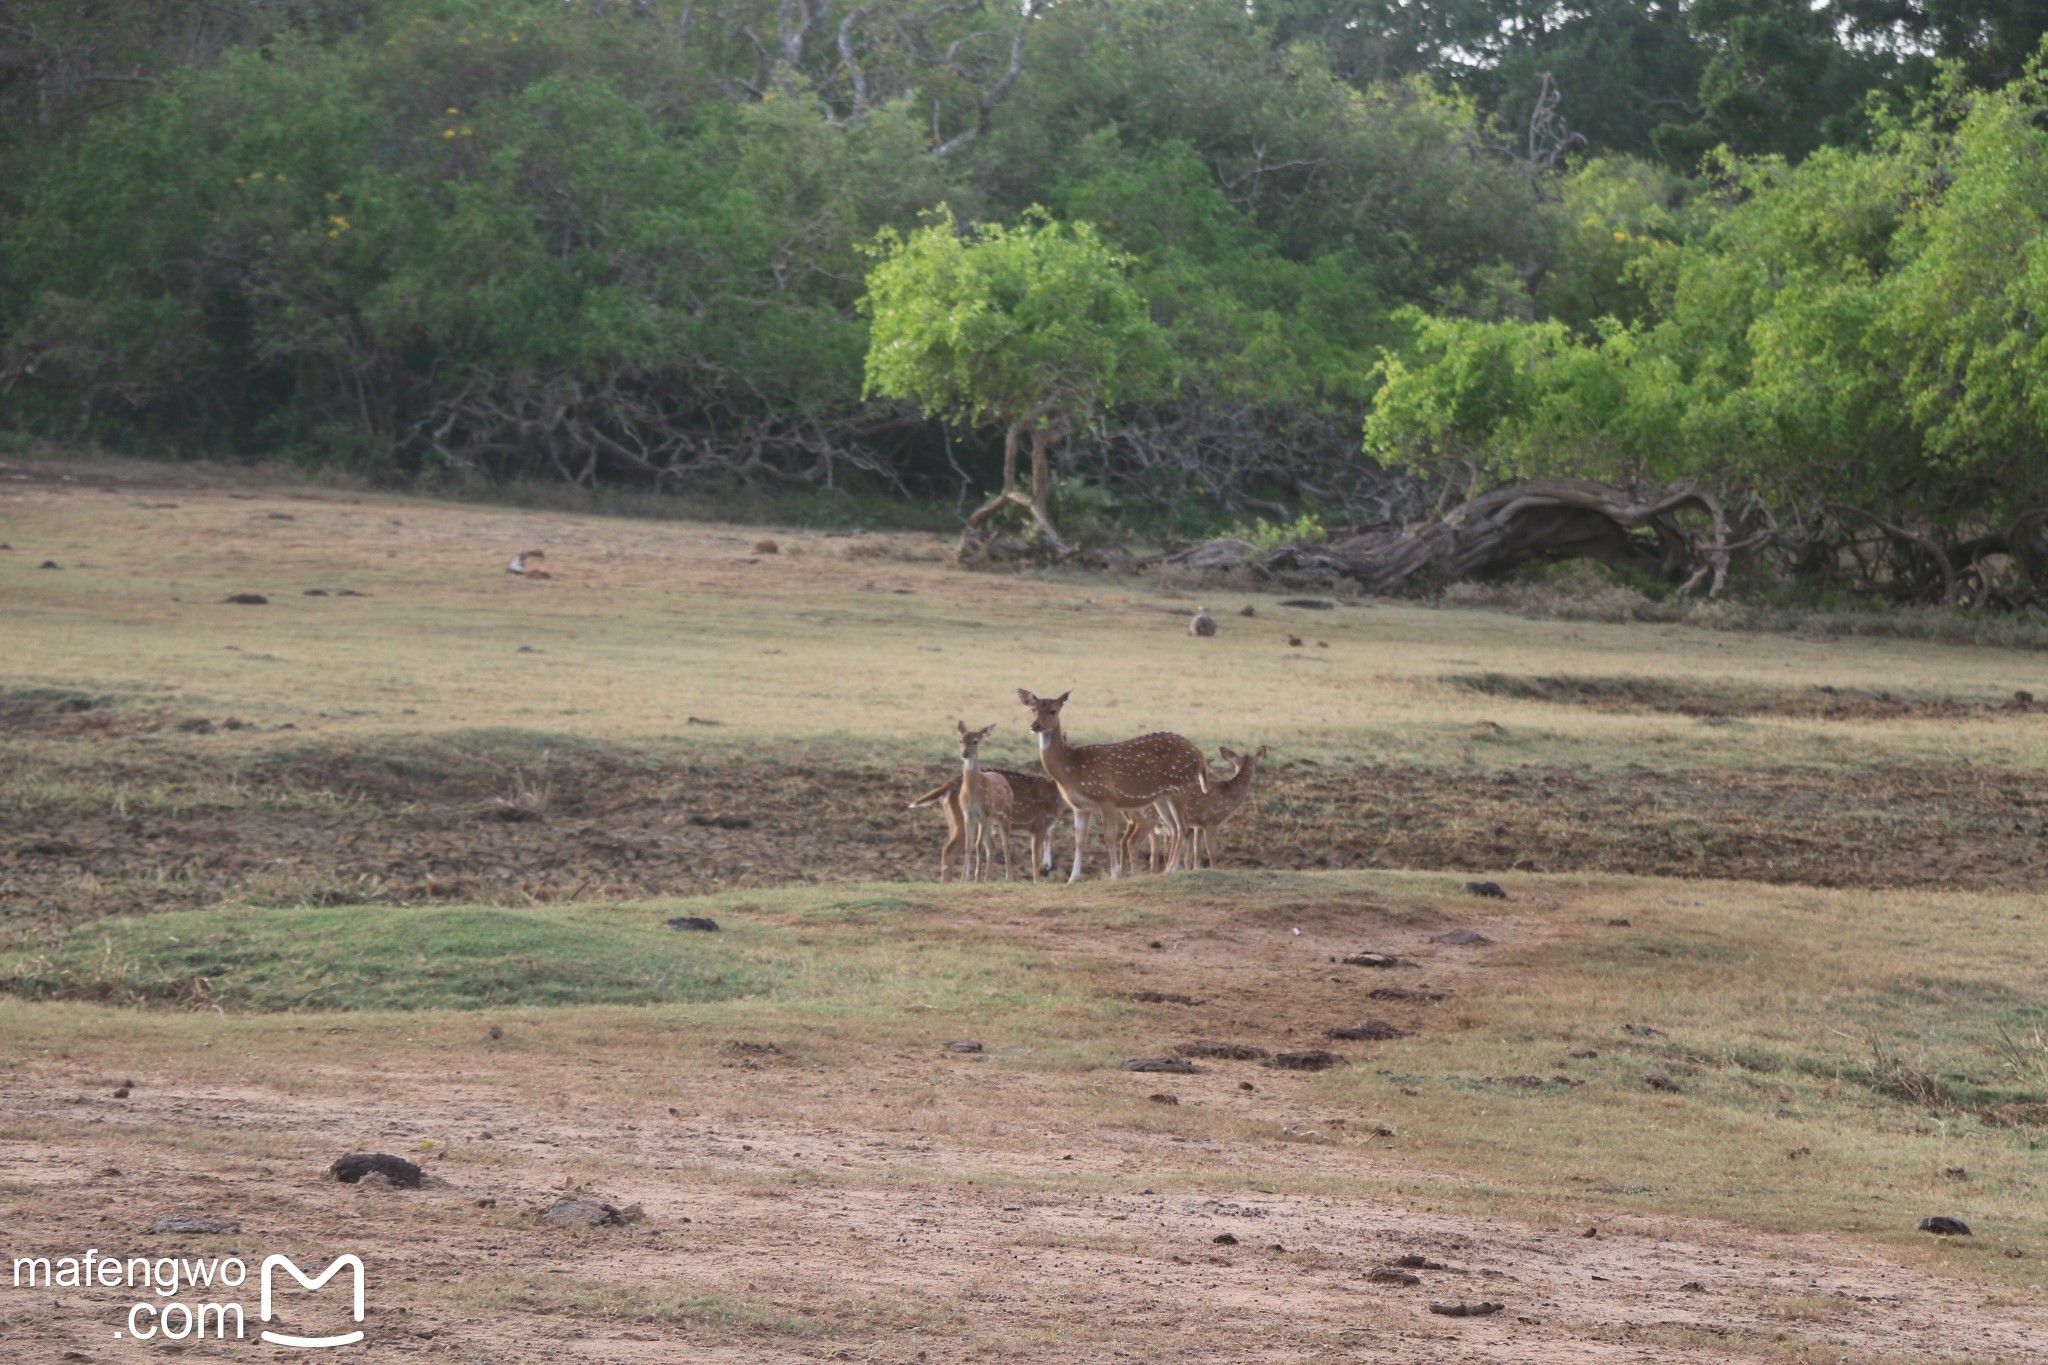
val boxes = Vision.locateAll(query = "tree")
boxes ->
[860,205,1163,554]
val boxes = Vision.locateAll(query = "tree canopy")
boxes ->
[862,206,1162,550]
[2,1,2046,597]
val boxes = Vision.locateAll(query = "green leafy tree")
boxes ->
[861,205,1163,552]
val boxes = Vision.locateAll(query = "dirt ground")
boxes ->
[7,725,2048,926]
[5,897,2044,1362]
[6,462,2047,1361]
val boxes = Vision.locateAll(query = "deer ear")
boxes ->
[1218,746,1237,761]
[1056,690,1071,705]
[1255,745,1268,759]
[957,719,969,735]
[1017,689,1038,707]
[980,723,998,740]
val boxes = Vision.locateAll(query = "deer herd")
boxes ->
[907,689,1266,884]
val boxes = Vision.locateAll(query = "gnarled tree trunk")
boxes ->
[1179,478,1732,596]
[960,416,1070,560]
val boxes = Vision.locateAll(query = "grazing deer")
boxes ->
[1017,689,1208,882]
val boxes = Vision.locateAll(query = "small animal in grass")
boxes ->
[1188,608,1217,637]
[507,550,552,579]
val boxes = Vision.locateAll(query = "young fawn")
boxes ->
[954,721,1015,881]
[908,766,1061,882]
[1117,744,1267,871]
[1017,689,1208,882]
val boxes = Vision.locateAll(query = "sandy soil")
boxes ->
[4,903,2043,1362]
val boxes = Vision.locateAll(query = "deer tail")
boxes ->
[907,777,959,809]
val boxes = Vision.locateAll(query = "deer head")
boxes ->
[957,720,996,760]
[1017,689,1072,738]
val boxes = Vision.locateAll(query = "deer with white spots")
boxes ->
[1181,743,1266,868]
[1017,689,1209,882]
[909,764,1062,883]
[952,721,1015,881]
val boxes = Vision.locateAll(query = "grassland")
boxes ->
[3,457,2047,1360]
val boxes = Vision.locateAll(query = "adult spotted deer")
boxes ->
[1018,689,1208,882]
[909,765,1060,882]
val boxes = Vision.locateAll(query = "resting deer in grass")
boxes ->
[911,764,1061,882]
[1018,689,1208,882]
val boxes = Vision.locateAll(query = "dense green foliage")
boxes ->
[1,1,2045,581]
[1368,65,2048,601]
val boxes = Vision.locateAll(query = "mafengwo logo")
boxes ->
[10,1248,366,1347]
[258,1254,367,1348]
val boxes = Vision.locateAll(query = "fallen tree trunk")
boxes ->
[1173,478,1731,596]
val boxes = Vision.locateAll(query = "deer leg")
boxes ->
[939,818,961,883]
[1152,798,1177,872]
[1068,809,1089,884]
[1175,806,1192,872]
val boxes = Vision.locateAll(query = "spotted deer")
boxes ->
[1117,745,1267,871]
[906,775,970,883]
[953,722,1015,881]
[909,765,1061,882]
[1017,689,1208,882]
[1184,743,1266,868]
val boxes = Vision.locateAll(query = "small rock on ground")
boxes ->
[543,1198,645,1227]
[329,1153,424,1188]
[1328,1020,1410,1041]
[1174,1041,1269,1060]
[1341,953,1414,969]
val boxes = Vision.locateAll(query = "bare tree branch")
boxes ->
[930,0,1035,159]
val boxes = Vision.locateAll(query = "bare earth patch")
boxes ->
[6,742,2048,925]
[3,897,2044,1362]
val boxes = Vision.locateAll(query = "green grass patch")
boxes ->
[1,903,778,1011]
